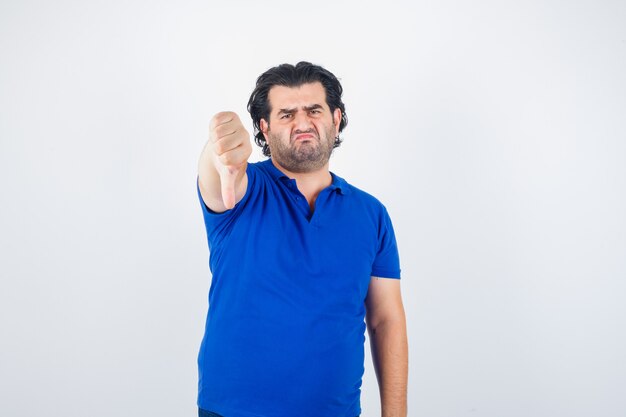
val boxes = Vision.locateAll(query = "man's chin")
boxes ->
[280,154,329,173]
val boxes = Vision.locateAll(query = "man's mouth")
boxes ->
[293,133,315,141]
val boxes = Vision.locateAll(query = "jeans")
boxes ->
[199,408,359,417]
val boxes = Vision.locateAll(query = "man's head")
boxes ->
[247,62,348,171]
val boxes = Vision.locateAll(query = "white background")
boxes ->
[1,1,625,416]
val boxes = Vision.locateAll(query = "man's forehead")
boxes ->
[267,82,328,111]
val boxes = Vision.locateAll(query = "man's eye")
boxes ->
[280,114,292,119]
[310,110,320,114]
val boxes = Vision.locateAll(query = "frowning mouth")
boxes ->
[293,133,316,142]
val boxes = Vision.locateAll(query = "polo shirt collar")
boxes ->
[261,158,350,195]
[329,172,350,195]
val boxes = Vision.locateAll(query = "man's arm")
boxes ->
[365,276,408,417]
[198,111,252,212]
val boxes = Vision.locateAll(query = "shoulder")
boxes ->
[236,159,269,189]
[348,183,383,206]
[338,175,390,214]
[247,159,278,182]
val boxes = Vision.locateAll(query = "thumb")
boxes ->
[219,167,238,210]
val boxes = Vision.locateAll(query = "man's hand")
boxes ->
[198,111,252,212]
[209,112,252,209]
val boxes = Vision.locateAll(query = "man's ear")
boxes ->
[260,119,269,140]
[333,109,341,136]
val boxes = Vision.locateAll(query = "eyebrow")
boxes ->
[277,104,324,115]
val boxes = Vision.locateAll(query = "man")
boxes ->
[196,62,407,417]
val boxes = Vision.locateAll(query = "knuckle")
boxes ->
[214,124,230,139]
[211,111,234,126]
[213,141,225,155]
[215,110,232,119]
[210,114,221,127]
[213,124,224,137]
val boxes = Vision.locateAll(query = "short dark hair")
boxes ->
[247,61,348,157]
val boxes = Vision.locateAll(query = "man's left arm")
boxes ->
[365,276,408,417]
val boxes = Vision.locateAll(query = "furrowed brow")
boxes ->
[277,107,296,115]
[304,104,324,111]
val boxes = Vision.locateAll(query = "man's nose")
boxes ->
[293,111,313,131]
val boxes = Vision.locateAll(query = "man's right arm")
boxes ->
[198,111,253,213]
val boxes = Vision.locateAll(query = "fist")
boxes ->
[209,111,252,209]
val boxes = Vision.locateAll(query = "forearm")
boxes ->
[368,317,408,417]
[198,140,239,212]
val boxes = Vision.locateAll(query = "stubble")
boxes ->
[267,125,336,173]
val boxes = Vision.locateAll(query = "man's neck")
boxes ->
[271,159,332,208]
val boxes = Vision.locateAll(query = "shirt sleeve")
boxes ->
[370,205,401,279]
[196,163,257,251]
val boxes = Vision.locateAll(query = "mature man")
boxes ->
[196,62,407,417]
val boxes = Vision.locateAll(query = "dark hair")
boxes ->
[247,61,348,157]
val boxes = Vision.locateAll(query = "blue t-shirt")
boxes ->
[197,159,401,417]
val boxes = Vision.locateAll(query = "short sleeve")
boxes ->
[196,163,257,250]
[370,206,401,279]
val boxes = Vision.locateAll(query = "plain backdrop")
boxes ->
[1,1,625,416]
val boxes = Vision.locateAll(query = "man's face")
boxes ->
[260,82,341,173]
